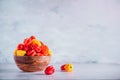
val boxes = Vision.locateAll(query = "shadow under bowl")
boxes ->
[14,56,51,72]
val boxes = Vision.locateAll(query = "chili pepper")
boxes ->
[48,50,52,56]
[31,44,41,53]
[16,50,26,56]
[24,38,32,46]
[31,39,41,46]
[65,64,73,72]
[61,64,66,71]
[24,44,31,51]
[45,66,55,75]
[27,50,36,56]
[30,36,36,40]
[61,63,73,72]
[41,45,49,56]
[14,49,17,56]
[17,43,25,50]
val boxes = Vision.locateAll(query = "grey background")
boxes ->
[0,0,120,64]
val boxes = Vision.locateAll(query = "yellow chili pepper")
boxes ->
[48,50,52,56]
[14,49,17,56]
[65,63,73,72]
[16,50,26,56]
[31,39,41,46]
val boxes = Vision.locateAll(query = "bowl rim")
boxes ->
[14,55,51,57]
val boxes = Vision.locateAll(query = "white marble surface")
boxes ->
[0,0,120,64]
[0,63,120,80]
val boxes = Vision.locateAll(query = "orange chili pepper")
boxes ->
[31,39,41,46]
[65,64,73,72]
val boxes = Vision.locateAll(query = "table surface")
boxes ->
[0,63,120,80]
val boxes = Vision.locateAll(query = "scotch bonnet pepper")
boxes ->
[61,63,73,72]
[45,66,55,75]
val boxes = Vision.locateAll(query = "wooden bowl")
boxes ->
[14,56,50,72]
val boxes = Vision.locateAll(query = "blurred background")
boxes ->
[0,0,120,64]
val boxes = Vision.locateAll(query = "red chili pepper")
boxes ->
[45,66,55,75]
[24,45,32,51]
[27,50,36,56]
[31,44,41,53]
[17,43,25,50]
[23,38,32,46]
[61,64,66,71]
[30,36,36,40]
